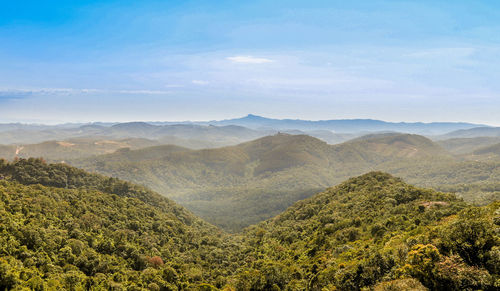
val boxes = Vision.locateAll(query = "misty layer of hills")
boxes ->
[68,133,500,231]
[0,114,491,145]
[1,115,499,232]
[0,116,499,290]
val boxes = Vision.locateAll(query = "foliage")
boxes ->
[67,133,500,231]
[0,159,498,290]
[0,158,241,289]
[231,172,499,290]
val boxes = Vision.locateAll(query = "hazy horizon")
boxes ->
[1,0,499,125]
[1,2,499,288]
[0,113,495,127]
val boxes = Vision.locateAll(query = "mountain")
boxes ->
[235,172,498,290]
[0,116,485,145]
[340,133,450,159]
[437,137,500,155]
[72,133,455,231]
[0,138,161,162]
[472,142,500,158]
[1,159,498,290]
[211,114,483,135]
[437,126,500,139]
[0,123,81,133]
[0,122,268,146]
[0,158,240,289]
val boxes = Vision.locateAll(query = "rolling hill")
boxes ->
[0,158,240,289]
[437,126,500,139]
[0,138,161,162]
[473,142,500,157]
[210,114,483,134]
[1,160,498,290]
[72,133,461,231]
[0,116,486,146]
[235,172,498,290]
[437,137,500,155]
[0,122,269,147]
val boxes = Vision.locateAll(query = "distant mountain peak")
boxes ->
[212,115,483,134]
[243,114,267,120]
[111,122,156,129]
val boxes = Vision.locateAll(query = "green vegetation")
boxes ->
[71,133,500,231]
[379,158,500,204]
[0,122,267,147]
[436,137,500,155]
[234,172,499,290]
[1,161,497,290]
[0,138,161,162]
[0,158,240,290]
[473,142,500,158]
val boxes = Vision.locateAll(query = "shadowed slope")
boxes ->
[72,133,453,231]
[0,158,241,289]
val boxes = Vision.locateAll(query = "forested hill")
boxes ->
[211,114,482,134]
[0,158,188,214]
[0,160,498,290]
[71,133,458,231]
[0,158,240,290]
[235,172,499,290]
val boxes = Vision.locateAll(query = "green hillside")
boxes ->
[71,133,470,231]
[437,137,500,155]
[233,172,499,290]
[0,158,240,290]
[343,133,450,159]
[0,160,498,290]
[473,142,500,158]
[0,138,161,162]
[438,127,500,139]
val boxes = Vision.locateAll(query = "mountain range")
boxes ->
[70,132,500,231]
[0,115,494,146]
[208,114,485,134]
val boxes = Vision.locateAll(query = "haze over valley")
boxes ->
[1,1,499,290]
[1,116,500,232]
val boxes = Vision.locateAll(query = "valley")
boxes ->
[0,118,499,289]
[4,1,500,289]
[59,131,500,231]
[0,159,497,290]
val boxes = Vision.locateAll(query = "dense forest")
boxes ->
[0,158,241,289]
[236,172,499,290]
[0,159,498,290]
[69,133,500,231]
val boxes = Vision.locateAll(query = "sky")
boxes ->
[0,0,499,125]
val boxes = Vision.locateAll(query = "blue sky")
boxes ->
[0,0,499,124]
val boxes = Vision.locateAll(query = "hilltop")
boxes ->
[210,114,482,134]
[437,137,500,155]
[0,138,161,161]
[72,133,456,231]
[437,126,500,139]
[338,133,450,160]
[473,142,500,157]
[1,161,498,290]
[0,158,240,289]
[235,172,498,290]
[0,116,487,146]
[0,122,268,147]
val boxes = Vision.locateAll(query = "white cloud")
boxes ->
[115,89,172,95]
[226,55,274,64]
[192,80,209,85]
[0,88,173,96]
[405,47,476,58]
